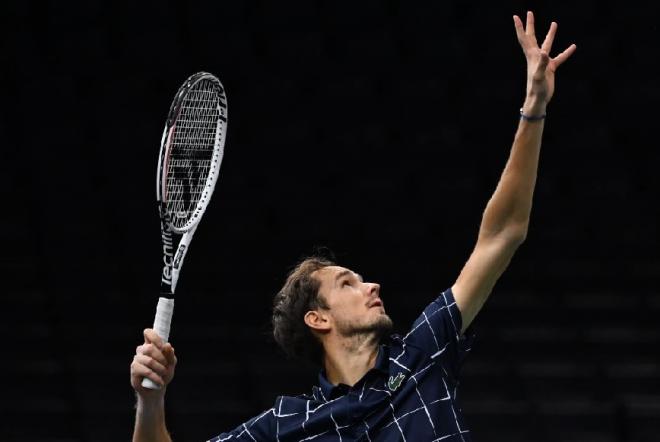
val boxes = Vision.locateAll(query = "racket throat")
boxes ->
[170,243,188,292]
[161,242,187,293]
[160,206,176,291]
[162,227,196,293]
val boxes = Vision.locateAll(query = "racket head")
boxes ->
[156,72,228,233]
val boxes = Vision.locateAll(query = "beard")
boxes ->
[335,312,394,342]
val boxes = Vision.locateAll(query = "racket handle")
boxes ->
[141,297,175,390]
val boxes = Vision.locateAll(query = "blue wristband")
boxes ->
[519,108,546,121]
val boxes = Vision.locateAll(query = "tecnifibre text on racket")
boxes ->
[142,72,228,389]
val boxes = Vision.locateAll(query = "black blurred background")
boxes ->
[2,1,659,441]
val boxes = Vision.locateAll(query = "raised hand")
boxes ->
[514,11,576,106]
[130,328,177,394]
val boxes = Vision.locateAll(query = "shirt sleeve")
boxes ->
[402,288,476,378]
[207,407,275,442]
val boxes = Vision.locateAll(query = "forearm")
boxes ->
[133,394,172,442]
[479,94,547,241]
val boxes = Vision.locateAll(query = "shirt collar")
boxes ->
[317,341,390,400]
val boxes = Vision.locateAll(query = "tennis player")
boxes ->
[130,12,575,441]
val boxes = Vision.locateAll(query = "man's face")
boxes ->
[312,266,393,338]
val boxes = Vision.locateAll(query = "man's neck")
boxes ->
[323,333,380,387]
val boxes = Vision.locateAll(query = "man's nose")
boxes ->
[367,282,380,295]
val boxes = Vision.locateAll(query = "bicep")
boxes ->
[452,235,522,334]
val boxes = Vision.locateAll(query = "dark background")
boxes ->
[2,1,659,441]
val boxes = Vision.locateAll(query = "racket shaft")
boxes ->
[141,297,175,390]
[170,227,196,292]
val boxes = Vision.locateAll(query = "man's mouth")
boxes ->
[369,298,383,308]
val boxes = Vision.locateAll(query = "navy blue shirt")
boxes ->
[209,288,476,441]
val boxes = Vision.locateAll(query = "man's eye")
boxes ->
[342,280,351,287]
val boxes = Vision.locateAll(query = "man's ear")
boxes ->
[304,310,331,332]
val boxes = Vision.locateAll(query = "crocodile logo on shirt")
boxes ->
[387,372,406,391]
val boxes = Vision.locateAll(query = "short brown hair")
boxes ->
[272,257,335,363]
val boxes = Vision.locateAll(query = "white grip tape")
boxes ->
[141,297,175,390]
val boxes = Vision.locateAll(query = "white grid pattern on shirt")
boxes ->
[210,290,473,442]
[369,293,469,440]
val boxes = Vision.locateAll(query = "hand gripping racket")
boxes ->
[142,72,228,389]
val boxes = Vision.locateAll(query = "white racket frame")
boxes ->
[142,72,227,390]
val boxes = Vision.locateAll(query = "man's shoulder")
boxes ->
[386,333,439,367]
[274,389,324,409]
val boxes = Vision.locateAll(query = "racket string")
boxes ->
[165,80,224,227]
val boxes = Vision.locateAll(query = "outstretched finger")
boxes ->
[541,21,557,54]
[525,11,536,38]
[552,43,577,67]
[513,15,525,41]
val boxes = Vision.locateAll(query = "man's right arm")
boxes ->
[131,329,177,442]
[134,394,170,442]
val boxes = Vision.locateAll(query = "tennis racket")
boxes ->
[142,72,228,389]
